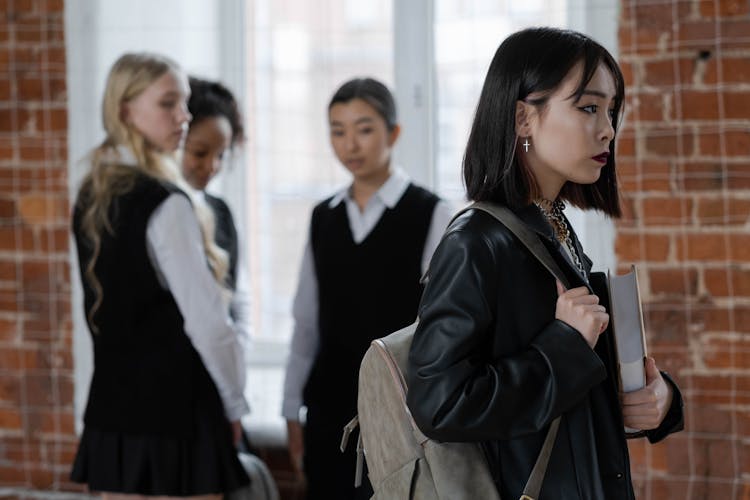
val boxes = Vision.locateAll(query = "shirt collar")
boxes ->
[328,166,411,209]
[96,144,139,167]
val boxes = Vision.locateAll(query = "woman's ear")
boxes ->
[515,100,534,137]
[387,124,401,147]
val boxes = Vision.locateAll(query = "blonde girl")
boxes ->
[70,53,249,499]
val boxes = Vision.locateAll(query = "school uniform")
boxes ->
[201,191,251,345]
[282,168,454,500]
[70,147,250,496]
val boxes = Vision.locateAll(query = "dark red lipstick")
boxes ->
[592,152,609,163]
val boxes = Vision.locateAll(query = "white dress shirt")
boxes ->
[281,168,455,420]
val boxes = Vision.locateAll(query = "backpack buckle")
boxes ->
[340,415,359,452]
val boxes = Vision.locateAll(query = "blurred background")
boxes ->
[1,0,749,498]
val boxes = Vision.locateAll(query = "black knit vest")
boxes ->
[205,193,239,290]
[303,183,439,414]
[72,170,223,437]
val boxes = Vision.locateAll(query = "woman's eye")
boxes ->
[580,104,598,114]
[160,100,176,109]
[358,127,373,135]
[331,129,344,137]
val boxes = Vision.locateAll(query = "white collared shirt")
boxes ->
[281,167,455,420]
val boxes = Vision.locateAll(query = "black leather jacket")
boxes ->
[406,206,684,500]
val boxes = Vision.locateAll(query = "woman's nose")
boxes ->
[600,115,615,143]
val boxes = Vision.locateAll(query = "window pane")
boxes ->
[434,0,567,201]
[246,0,393,345]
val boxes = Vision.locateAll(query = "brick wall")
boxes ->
[0,0,80,495]
[618,0,750,498]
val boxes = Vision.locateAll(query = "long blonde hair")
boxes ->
[78,52,229,332]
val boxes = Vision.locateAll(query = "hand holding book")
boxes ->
[607,266,673,433]
[620,357,674,431]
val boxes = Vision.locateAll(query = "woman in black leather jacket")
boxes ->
[406,27,683,500]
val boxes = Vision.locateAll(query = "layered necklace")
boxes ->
[533,198,587,279]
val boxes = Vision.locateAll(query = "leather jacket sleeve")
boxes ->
[406,219,607,443]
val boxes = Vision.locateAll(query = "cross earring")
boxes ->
[523,138,530,152]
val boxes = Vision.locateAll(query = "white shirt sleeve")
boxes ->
[146,193,250,421]
[281,237,319,421]
[230,248,253,351]
[421,199,456,274]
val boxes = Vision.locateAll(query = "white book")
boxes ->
[607,265,648,433]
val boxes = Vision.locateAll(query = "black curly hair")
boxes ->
[187,76,245,147]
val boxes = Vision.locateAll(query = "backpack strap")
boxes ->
[458,201,569,500]
[455,201,572,291]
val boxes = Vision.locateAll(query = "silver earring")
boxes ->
[523,138,530,152]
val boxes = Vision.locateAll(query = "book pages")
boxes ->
[607,266,648,433]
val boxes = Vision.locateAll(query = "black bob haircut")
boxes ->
[328,77,398,131]
[463,27,624,217]
[187,76,245,147]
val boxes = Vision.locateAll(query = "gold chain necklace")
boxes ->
[533,198,587,278]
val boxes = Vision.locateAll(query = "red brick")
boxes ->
[649,267,698,295]
[693,437,736,478]
[680,90,721,120]
[695,306,732,332]
[0,197,16,219]
[722,91,750,120]
[0,408,22,429]
[721,56,750,84]
[0,375,22,406]
[645,128,694,157]
[644,303,688,345]
[726,130,750,157]
[39,227,69,251]
[643,59,680,87]
[674,232,728,260]
[17,194,66,226]
[696,197,750,225]
[0,109,15,132]
[641,160,672,191]
[616,134,635,157]
[728,163,750,190]
[615,232,671,261]
[701,0,749,16]
[634,92,671,122]
[641,196,693,226]
[0,318,18,341]
[21,259,68,293]
[730,233,750,261]
[682,161,725,190]
[17,75,44,101]
[735,306,750,333]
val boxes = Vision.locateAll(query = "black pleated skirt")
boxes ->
[70,413,249,496]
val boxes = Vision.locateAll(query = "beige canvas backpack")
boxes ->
[341,202,571,500]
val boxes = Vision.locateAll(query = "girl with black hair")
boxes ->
[181,76,250,347]
[406,27,683,499]
[282,77,454,499]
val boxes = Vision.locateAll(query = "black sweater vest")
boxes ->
[303,183,439,412]
[205,193,239,290]
[72,170,223,437]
